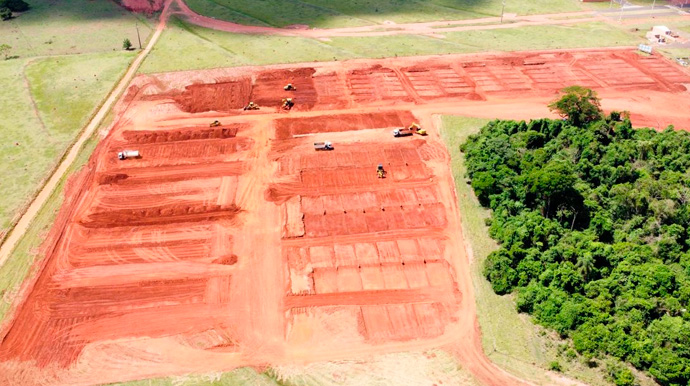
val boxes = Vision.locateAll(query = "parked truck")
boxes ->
[392,127,414,137]
[314,141,333,151]
[117,150,140,160]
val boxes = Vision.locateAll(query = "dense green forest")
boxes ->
[461,87,690,386]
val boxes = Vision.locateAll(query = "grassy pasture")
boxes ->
[183,0,583,28]
[0,52,134,237]
[0,0,152,57]
[141,18,639,73]
[0,0,151,236]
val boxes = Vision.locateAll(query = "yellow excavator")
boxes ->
[377,164,385,179]
[408,122,427,136]
[244,101,259,110]
[282,98,295,110]
[284,83,296,91]
[210,120,221,127]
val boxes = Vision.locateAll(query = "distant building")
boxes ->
[670,0,690,7]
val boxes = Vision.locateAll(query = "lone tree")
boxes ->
[0,7,11,20]
[0,44,11,60]
[122,38,133,50]
[0,0,29,12]
[549,85,602,127]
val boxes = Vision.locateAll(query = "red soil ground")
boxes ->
[0,49,688,386]
[119,0,165,14]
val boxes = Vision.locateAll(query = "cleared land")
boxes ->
[0,0,153,237]
[182,0,582,28]
[0,49,688,385]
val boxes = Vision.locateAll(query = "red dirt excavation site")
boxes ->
[1,49,689,386]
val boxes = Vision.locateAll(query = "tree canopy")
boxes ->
[462,88,690,386]
[0,0,28,12]
[549,85,603,127]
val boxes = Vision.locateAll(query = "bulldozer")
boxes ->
[282,98,295,110]
[210,120,221,127]
[377,164,385,179]
[408,122,427,136]
[244,101,259,111]
[284,83,296,91]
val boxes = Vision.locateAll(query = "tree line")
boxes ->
[1,0,29,20]
[461,86,690,386]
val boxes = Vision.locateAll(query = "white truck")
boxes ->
[392,127,414,137]
[314,141,333,151]
[117,150,140,160]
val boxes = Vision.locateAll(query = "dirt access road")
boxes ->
[0,48,688,386]
[0,0,175,268]
[158,0,689,38]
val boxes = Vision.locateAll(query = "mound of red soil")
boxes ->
[174,79,252,113]
[119,0,165,13]
[122,126,241,144]
[250,68,317,110]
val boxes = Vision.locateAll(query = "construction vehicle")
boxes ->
[314,141,333,151]
[244,101,259,110]
[117,150,140,160]
[210,120,221,127]
[284,83,296,91]
[408,122,427,136]
[377,164,385,178]
[282,98,294,110]
[392,127,414,137]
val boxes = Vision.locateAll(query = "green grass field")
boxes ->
[0,0,152,237]
[0,125,99,323]
[140,18,640,73]
[183,0,583,28]
[107,368,280,386]
[0,0,152,57]
[440,116,659,386]
[0,52,135,237]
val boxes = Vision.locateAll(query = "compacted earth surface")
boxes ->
[1,48,689,385]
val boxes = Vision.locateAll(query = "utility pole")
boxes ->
[500,0,506,23]
[652,0,656,9]
[610,0,613,8]
[619,2,624,22]
[135,20,142,50]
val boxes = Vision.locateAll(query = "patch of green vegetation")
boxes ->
[440,116,648,386]
[141,19,639,73]
[0,51,134,236]
[139,16,354,72]
[0,59,42,234]
[0,0,152,58]
[442,22,638,51]
[107,367,280,386]
[0,0,148,238]
[184,0,582,28]
[460,88,690,385]
[0,126,98,322]
[26,52,135,136]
